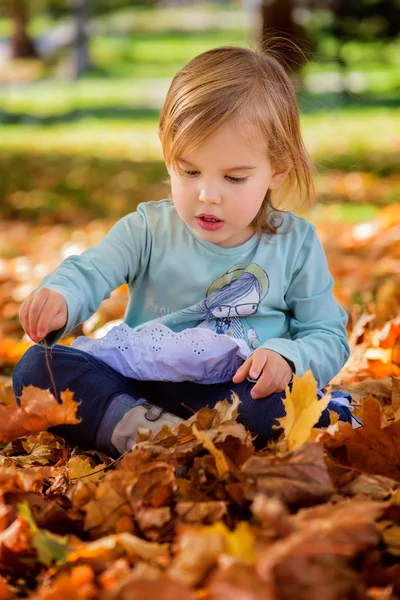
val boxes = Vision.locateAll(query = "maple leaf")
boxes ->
[326,395,400,479]
[66,456,106,483]
[0,387,80,443]
[275,370,330,450]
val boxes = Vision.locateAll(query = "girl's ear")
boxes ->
[269,165,290,190]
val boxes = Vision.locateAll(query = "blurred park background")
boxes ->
[0,0,399,375]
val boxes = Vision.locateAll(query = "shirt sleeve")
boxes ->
[258,224,350,388]
[37,208,152,346]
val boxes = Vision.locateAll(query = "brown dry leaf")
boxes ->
[0,376,16,407]
[0,516,33,568]
[377,521,400,557]
[0,575,15,600]
[273,553,361,600]
[392,377,400,414]
[327,396,400,479]
[255,499,384,599]
[82,480,133,536]
[175,501,227,525]
[134,506,171,540]
[68,532,169,564]
[251,495,293,539]
[212,422,255,468]
[0,466,45,494]
[330,377,393,407]
[185,394,241,431]
[239,443,334,507]
[367,587,396,600]
[192,425,231,477]
[31,565,96,599]
[5,431,69,469]
[208,562,276,600]
[168,526,225,587]
[127,461,177,509]
[340,473,399,501]
[276,371,330,450]
[0,387,80,443]
[108,576,196,600]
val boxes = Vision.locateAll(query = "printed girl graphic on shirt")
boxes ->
[190,264,269,350]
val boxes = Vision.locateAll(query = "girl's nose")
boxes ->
[198,187,221,204]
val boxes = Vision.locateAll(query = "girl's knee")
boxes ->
[12,345,46,398]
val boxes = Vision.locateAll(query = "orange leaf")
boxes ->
[0,387,80,443]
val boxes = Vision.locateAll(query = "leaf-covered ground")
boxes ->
[0,205,399,598]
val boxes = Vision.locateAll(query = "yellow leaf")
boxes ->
[204,521,256,562]
[67,456,106,483]
[275,370,330,450]
[192,424,230,476]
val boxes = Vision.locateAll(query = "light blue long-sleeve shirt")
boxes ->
[39,200,350,388]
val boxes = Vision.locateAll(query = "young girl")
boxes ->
[13,46,352,457]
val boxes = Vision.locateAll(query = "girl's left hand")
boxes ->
[232,349,293,399]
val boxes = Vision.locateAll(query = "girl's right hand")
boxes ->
[20,288,68,343]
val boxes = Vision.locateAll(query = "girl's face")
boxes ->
[168,121,288,248]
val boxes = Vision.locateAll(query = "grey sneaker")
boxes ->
[111,402,183,454]
[351,414,363,429]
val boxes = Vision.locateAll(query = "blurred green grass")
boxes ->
[1,4,399,224]
[2,109,399,173]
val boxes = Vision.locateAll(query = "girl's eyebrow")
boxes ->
[179,158,256,171]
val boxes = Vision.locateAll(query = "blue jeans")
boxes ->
[12,344,352,451]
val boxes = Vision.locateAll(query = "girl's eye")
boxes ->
[226,176,248,184]
[182,171,248,183]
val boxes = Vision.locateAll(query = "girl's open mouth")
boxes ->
[196,216,225,231]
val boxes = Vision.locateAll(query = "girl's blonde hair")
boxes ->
[159,45,314,235]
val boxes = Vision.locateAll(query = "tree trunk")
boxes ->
[260,0,310,73]
[70,0,91,77]
[9,0,38,59]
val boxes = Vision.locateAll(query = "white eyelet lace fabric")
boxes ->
[71,322,251,384]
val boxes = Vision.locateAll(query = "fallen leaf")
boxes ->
[275,371,330,450]
[239,443,334,507]
[0,387,80,443]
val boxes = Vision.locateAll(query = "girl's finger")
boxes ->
[249,352,268,380]
[253,376,279,399]
[35,303,52,341]
[29,293,48,341]
[19,296,33,335]
[275,372,290,393]
[232,357,252,383]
